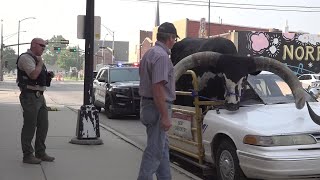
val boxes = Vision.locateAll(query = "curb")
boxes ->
[66,106,202,180]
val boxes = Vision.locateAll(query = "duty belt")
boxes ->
[23,89,44,98]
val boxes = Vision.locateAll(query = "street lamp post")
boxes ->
[101,32,108,64]
[0,19,4,81]
[18,17,35,56]
[101,24,115,64]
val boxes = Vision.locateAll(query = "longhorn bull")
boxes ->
[171,38,320,125]
[172,37,240,109]
[174,51,320,125]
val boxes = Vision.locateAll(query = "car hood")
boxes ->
[111,81,139,88]
[208,102,320,135]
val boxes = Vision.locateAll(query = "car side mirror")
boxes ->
[98,77,105,82]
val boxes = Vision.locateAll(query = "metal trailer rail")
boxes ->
[168,70,223,166]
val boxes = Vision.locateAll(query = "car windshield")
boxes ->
[241,73,317,105]
[110,68,139,82]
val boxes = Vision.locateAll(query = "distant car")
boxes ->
[298,74,320,89]
[308,81,320,99]
[93,64,140,119]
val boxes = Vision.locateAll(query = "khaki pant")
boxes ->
[19,92,48,157]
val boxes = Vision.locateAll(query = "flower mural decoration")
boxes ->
[248,32,281,57]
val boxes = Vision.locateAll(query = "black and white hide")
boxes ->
[171,37,237,107]
[174,51,306,111]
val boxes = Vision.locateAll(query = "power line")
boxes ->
[172,0,320,9]
[120,0,320,12]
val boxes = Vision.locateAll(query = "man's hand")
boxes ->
[161,116,172,131]
[37,56,43,67]
[29,56,44,80]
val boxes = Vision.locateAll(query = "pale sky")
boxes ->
[1,0,319,61]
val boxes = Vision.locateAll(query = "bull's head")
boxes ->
[174,52,306,111]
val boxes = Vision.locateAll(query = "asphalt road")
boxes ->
[1,78,212,179]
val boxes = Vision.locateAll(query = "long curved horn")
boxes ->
[306,102,320,126]
[174,51,221,82]
[252,57,305,110]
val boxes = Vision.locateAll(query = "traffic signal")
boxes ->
[69,48,77,52]
[54,47,61,51]
[60,39,69,44]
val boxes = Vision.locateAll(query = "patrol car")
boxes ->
[93,63,140,119]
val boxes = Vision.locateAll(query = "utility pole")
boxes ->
[208,0,211,38]
[83,1,94,106]
[0,20,4,81]
[70,0,102,145]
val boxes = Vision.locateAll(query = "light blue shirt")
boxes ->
[139,41,176,101]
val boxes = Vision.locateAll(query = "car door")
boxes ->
[100,69,109,105]
[93,70,102,104]
[94,69,108,104]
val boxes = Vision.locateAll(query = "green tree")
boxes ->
[57,46,84,71]
[43,35,68,65]
[2,47,18,72]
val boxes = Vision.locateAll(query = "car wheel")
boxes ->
[216,139,246,180]
[105,96,117,119]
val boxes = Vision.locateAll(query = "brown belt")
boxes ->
[141,96,173,104]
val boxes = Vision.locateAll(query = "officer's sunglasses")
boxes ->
[37,43,46,48]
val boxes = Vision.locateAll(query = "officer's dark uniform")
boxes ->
[17,50,52,161]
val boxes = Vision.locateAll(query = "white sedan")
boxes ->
[202,72,320,179]
[298,74,320,89]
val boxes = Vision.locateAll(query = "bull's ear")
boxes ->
[249,71,261,76]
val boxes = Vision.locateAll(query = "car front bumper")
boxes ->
[110,98,140,115]
[238,150,320,179]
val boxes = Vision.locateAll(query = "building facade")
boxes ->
[93,40,129,70]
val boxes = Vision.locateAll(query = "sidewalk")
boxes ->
[0,85,196,180]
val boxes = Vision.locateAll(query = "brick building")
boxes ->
[94,47,113,71]
[136,30,153,61]
[137,18,273,60]
[151,18,270,42]
[93,40,129,71]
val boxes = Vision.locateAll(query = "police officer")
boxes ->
[17,38,54,164]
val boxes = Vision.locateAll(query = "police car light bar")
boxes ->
[106,63,139,67]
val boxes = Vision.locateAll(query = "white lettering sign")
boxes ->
[172,112,193,140]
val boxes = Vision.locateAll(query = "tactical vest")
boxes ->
[16,53,48,89]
